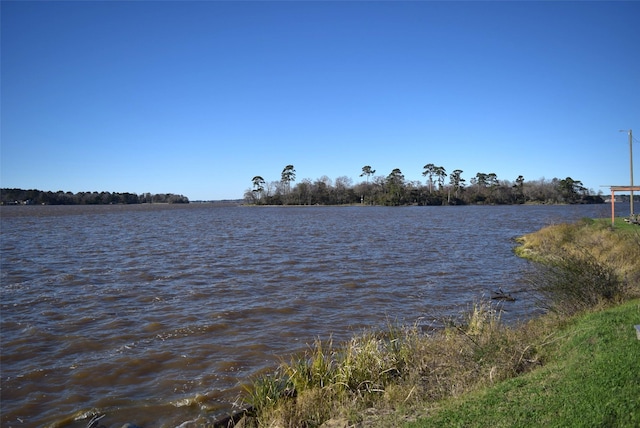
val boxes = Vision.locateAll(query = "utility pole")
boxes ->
[628,129,634,216]
[631,129,635,216]
[620,129,634,216]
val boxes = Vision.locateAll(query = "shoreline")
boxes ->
[233,218,639,427]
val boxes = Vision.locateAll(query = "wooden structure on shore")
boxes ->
[609,186,640,226]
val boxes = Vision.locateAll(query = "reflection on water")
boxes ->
[0,203,619,427]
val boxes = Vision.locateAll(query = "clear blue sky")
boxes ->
[2,1,639,201]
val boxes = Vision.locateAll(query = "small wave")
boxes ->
[172,393,211,409]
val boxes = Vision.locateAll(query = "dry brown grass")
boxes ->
[516,218,640,309]
[515,218,640,288]
[238,301,550,427]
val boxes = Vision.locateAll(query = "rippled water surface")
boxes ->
[0,203,619,427]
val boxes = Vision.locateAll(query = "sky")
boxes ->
[2,1,639,201]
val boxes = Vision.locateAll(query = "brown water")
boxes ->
[0,203,617,427]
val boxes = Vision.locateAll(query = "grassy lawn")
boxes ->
[405,299,640,428]
[600,217,640,234]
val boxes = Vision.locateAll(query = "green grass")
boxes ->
[599,216,640,234]
[405,299,640,428]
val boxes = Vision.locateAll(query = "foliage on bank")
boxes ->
[232,219,639,427]
[0,188,189,205]
[516,218,640,313]
[237,301,542,428]
[246,164,603,206]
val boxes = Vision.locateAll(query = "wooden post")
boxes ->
[609,186,640,227]
[611,189,615,227]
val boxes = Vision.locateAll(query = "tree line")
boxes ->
[245,164,604,206]
[0,188,190,205]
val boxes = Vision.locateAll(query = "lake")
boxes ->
[0,203,623,427]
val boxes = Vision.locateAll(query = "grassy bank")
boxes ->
[514,217,640,280]
[406,299,640,428]
[233,219,639,427]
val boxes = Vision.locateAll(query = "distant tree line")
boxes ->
[0,189,189,205]
[245,165,604,206]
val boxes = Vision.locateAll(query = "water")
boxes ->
[0,203,622,427]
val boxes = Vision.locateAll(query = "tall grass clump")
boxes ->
[241,328,418,427]
[242,373,289,414]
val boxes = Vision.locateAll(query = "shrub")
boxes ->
[526,249,626,316]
